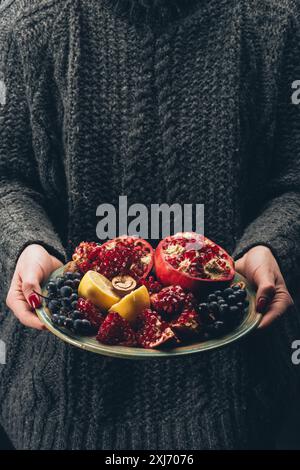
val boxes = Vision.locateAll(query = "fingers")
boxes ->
[258,290,294,329]
[22,274,42,308]
[11,298,45,330]
[252,265,293,328]
[252,266,276,313]
[6,274,45,330]
[235,246,293,329]
[256,281,276,313]
[5,246,63,331]
[21,258,49,306]
[234,258,244,275]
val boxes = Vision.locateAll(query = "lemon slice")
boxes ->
[78,271,121,311]
[109,285,150,323]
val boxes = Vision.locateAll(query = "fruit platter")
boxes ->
[36,233,261,359]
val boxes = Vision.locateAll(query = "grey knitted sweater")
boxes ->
[0,0,300,450]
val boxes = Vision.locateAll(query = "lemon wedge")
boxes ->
[109,285,150,323]
[78,270,121,311]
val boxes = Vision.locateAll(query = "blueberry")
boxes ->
[232,285,241,291]
[219,304,229,316]
[70,293,78,302]
[199,303,209,314]
[217,298,226,305]
[52,314,59,325]
[73,272,82,280]
[64,280,74,288]
[229,306,240,315]
[56,277,65,288]
[227,295,237,306]
[46,293,56,302]
[73,319,84,333]
[224,288,234,297]
[228,306,241,324]
[71,300,79,310]
[58,315,66,326]
[198,303,211,322]
[47,282,57,294]
[209,302,220,315]
[236,302,244,311]
[60,286,73,297]
[208,294,217,303]
[214,290,222,297]
[81,319,92,333]
[206,321,226,337]
[71,310,82,320]
[73,279,81,289]
[64,272,74,280]
[64,318,74,330]
[234,291,243,302]
[236,289,247,300]
[48,300,60,313]
[62,297,71,308]
[59,307,69,315]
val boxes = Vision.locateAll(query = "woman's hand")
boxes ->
[6,244,63,329]
[235,246,294,328]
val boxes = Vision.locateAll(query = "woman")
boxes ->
[0,0,299,450]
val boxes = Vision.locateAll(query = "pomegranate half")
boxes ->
[154,232,235,293]
[73,236,154,281]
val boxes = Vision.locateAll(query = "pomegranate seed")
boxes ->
[77,297,104,328]
[151,285,195,316]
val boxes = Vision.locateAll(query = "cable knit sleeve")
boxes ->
[0,31,66,298]
[233,14,300,287]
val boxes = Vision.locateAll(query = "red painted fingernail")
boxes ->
[257,297,268,313]
[28,293,41,309]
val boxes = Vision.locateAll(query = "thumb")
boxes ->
[254,267,276,313]
[23,256,63,309]
[50,255,64,271]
